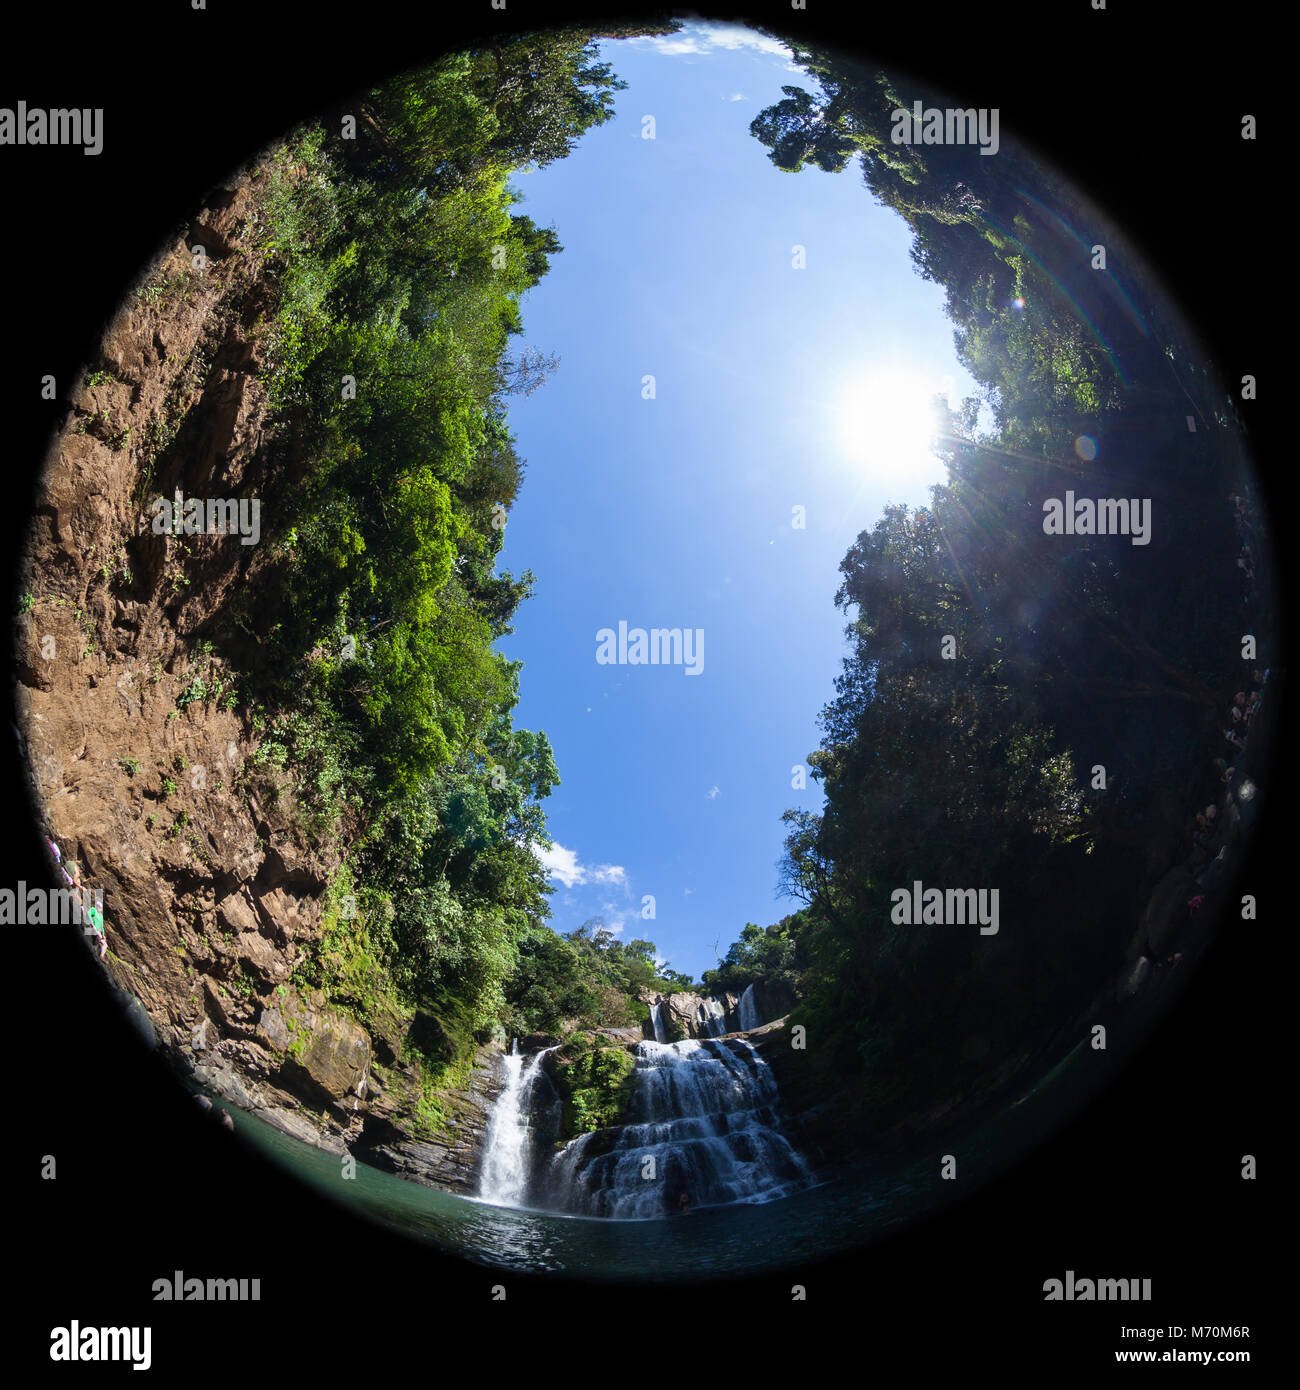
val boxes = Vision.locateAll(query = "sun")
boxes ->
[834,366,952,492]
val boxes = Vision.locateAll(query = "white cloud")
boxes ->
[534,842,626,889]
[536,842,584,887]
[707,785,720,799]
[595,902,630,936]
[726,92,747,102]
[632,22,792,62]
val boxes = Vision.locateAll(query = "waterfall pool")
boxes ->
[223,1034,1095,1282]
[230,1099,899,1279]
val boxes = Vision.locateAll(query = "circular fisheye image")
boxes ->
[13,17,1277,1283]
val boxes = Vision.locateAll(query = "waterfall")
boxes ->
[477,1044,559,1206]
[737,983,761,1031]
[691,998,727,1038]
[543,1037,813,1218]
[649,1001,666,1043]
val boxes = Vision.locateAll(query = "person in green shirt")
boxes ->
[70,862,107,960]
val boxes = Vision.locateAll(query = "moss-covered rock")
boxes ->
[256,985,371,1104]
[549,1035,637,1137]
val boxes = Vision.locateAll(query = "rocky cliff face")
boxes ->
[639,988,738,1039]
[634,983,798,1039]
[14,161,504,1193]
[351,1045,507,1195]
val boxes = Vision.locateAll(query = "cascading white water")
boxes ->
[543,1037,813,1218]
[650,1001,667,1043]
[736,983,759,1031]
[737,982,761,1031]
[703,998,727,1037]
[477,1044,558,1206]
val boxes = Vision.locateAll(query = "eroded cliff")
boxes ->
[15,161,505,1191]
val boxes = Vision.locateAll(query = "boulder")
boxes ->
[256,987,371,1105]
[363,1138,454,1189]
[282,1003,371,1104]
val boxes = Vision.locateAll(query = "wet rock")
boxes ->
[354,1044,504,1194]
[663,991,713,1038]
[255,1105,345,1153]
[591,1026,642,1045]
[117,990,158,1048]
[192,1056,259,1110]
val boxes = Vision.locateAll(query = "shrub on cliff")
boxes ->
[551,1040,637,1137]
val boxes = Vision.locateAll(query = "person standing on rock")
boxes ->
[69,861,107,961]
[86,896,108,961]
[46,831,74,887]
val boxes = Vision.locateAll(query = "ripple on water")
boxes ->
[223,1038,1096,1281]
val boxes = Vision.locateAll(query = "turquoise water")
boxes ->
[223,1035,1106,1282]
[232,1101,915,1278]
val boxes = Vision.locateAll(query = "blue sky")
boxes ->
[496,21,982,981]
